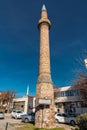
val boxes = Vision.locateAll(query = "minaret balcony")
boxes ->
[38,18,51,29]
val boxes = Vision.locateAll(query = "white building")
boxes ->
[12,95,35,114]
[54,86,87,114]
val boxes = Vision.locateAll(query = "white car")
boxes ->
[55,113,76,126]
[11,110,24,119]
[0,111,4,119]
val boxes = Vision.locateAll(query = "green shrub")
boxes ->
[75,127,79,130]
[76,113,87,130]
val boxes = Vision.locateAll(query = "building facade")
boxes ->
[54,86,87,114]
[12,95,35,114]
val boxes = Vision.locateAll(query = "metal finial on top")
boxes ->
[42,4,46,11]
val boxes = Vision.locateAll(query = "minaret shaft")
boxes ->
[37,9,52,84]
[39,24,50,75]
[35,5,55,128]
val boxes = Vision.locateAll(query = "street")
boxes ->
[0,114,22,130]
[0,118,21,125]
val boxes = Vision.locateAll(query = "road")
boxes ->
[0,114,22,130]
[0,118,21,125]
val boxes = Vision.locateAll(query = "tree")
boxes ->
[73,73,87,102]
[0,90,16,112]
[73,51,87,103]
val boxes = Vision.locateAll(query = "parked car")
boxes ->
[55,113,76,126]
[11,110,24,119]
[0,111,4,119]
[21,112,35,123]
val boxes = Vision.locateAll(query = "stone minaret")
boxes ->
[35,5,55,128]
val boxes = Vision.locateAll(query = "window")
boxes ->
[69,91,74,96]
[65,91,69,96]
[76,102,81,108]
[62,113,68,117]
[81,102,87,107]
[58,103,62,108]
[57,113,62,116]
[60,92,65,97]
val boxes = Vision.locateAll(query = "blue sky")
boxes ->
[0,0,87,96]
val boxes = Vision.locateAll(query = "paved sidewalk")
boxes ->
[5,113,11,118]
[0,114,22,130]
